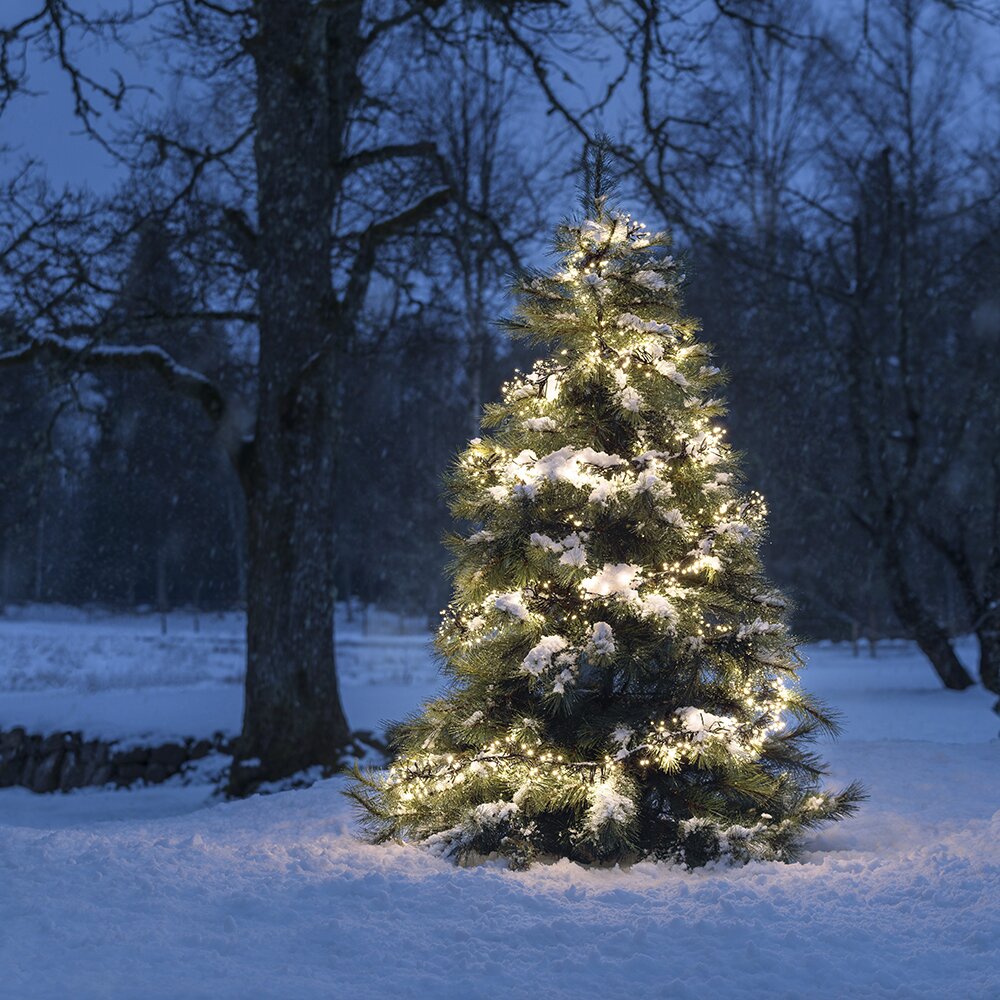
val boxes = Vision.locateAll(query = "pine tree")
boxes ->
[350,151,863,869]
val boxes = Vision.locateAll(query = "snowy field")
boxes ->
[0,609,998,999]
[0,605,435,746]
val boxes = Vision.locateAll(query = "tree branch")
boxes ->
[344,185,453,247]
[0,332,229,426]
[337,141,439,174]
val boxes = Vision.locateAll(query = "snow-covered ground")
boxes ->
[1,610,998,999]
[0,605,437,745]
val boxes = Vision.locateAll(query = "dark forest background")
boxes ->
[1,0,998,653]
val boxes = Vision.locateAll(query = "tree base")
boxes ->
[225,729,386,797]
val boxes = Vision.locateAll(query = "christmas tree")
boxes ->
[349,151,862,869]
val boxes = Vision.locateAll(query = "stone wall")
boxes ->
[0,728,232,793]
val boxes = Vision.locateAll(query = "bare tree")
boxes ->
[414,20,551,435]
[0,0,565,787]
[598,0,997,689]
[916,236,1000,702]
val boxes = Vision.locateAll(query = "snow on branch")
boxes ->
[0,332,229,426]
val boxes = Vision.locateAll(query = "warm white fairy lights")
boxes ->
[380,668,799,817]
[351,200,856,867]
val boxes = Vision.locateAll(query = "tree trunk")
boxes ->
[225,475,246,604]
[231,0,355,788]
[976,615,1000,706]
[237,455,350,784]
[910,621,974,690]
[884,545,974,690]
[463,264,487,438]
[33,487,45,602]
[156,545,168,635]
[0,543,10,613]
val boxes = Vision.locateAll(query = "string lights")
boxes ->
[348,157,862,869]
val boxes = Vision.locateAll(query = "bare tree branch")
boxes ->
[0,332,229,426]
[337,140,439,174]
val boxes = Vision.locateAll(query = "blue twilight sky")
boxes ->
[2,1,998,197]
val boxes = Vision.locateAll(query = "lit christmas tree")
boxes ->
[350,152,862,868]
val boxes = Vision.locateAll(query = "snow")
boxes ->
[521,635,569,677]
[578,218,612,244]
[493,591,530,621]
[585,778,635,831]
[581,562,641,600]
[588,621,616,657]
[663,507,688,528]
[628,468,665,496]
[0,607,438,744]
[655,358,689,386]
[0,335,218,391]
[617,313,673,335]
[502,446,627,499]
[637,593,679,622]
[715,519,752,541]
[676,705,741,742]
[1,614,999,999]
[530,530,587,566]
[471,800,519,825]
[737,617,784,639]
[633,269,667,290]
[558,539,587,567]
[523,416,558,432]
[588,480,617,505]
[619,385,643,412]
[529,531,562,551]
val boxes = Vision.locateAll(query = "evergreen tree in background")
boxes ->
[74,220,238,607]
[350,151,863,868]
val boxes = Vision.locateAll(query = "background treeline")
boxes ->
[1,0,998,686]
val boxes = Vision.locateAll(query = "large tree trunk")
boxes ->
[232,0,353,787]
[238,452,350,783]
